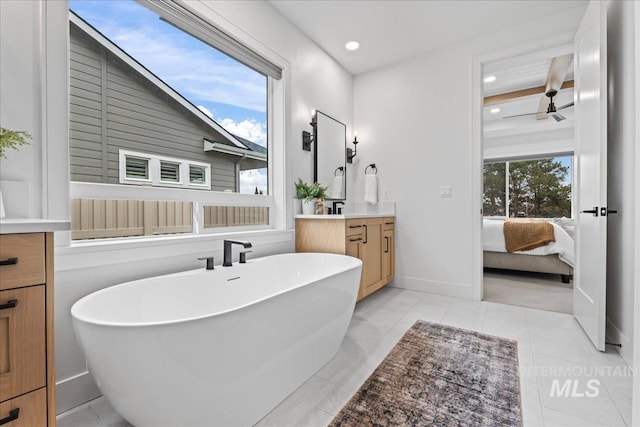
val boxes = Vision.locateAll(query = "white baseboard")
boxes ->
[56,371,102,415]
[391,275,473,299]
[606,316,633,367]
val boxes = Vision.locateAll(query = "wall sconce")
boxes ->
[347,132,358,163]
[302,110,317,151]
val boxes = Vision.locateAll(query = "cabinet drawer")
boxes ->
[382,218,395,231]
[346,220,364,237]
[0,388,47,427]
[0,286,46,402]
[0,234,45,291]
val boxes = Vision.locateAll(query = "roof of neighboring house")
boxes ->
[70,11,254,152]
[233,135,267,157]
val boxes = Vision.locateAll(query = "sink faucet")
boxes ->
[332,201,345,215]
[223,240,252,267]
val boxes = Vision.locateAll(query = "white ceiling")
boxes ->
[269,0,588,75]
[483,45,575,134]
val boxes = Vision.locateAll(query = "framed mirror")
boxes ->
[314,111,346,200]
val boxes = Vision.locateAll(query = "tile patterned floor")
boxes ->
[57,287,633,427]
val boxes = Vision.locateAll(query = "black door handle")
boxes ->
[0,257,18,266]
[601,207,618,216]
[0,300,18,311]
[0,408,19,425]
[581,207,599,217]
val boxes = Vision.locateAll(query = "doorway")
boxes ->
[474,43,577,314]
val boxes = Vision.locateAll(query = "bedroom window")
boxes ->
[483,156,572,218]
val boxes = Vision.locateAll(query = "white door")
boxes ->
[573,0,608,351]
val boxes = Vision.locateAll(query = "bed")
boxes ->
[483,218,574,283]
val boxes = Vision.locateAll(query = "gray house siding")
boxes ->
[69,23,237,192]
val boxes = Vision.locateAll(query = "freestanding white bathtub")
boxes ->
[71,253,362,427]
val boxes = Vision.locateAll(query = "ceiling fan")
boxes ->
[503,89,574,122]
[501,54,574,122]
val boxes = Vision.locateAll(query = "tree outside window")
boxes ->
[483,156,572,218]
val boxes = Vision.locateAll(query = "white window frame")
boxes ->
[49,0,290,254]
[483,154,574,218]
[119,149,211,190]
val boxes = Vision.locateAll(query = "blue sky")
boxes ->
[70,0,268,193]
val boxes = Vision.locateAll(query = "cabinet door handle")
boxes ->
[363,225,368,244]
[0,257,18,266]
[349,237,362,242]
[385,236,390,253]
[0,300,18,311]
[0,409,19,425]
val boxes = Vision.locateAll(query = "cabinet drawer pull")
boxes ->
[0,300,18,310]
[0,409,19,425]
[0,257,18,266]
[348,225,362,229]
[350,237,362,242]
[385,222,394,225]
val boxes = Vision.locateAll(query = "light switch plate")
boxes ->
[439,185,452,198]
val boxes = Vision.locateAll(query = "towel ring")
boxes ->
[334,166,345,176]
[365,164,377,175]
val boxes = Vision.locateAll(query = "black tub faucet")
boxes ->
[223,240,252,267]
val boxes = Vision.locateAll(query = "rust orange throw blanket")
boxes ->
[503,219,555,252]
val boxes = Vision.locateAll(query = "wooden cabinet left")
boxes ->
[0,233,56,427]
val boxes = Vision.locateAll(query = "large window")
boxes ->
[68,0,278,240]
[483,156,572,218]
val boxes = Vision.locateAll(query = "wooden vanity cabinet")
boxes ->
[296,216,395,301]
[0,232,56,427]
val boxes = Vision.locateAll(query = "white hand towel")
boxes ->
[364,174,378,205]
[329,175,344,199]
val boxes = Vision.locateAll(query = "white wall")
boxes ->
[483,124,574,160]
[352,8,585,298]
[605,0,636,366]
[1,0,354,413]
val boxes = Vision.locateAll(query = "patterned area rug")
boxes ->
[330,321,522,426]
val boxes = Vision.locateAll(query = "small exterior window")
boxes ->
[160,162,180,183]
[125,156,149,181]
[119,149,211,189]
[190,165,206,185]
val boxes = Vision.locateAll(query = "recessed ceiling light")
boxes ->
[345,41,360,51]
[490,108,501,114]
[484,75,496,83]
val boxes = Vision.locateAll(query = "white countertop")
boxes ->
[0,219,71,234]
[295,213,395,220]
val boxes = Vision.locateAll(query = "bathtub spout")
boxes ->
[223,240,253,267]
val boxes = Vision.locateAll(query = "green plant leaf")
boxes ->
[0,127,32,159]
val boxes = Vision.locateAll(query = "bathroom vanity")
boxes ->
[295,215,395,300]
[0,220,69,427]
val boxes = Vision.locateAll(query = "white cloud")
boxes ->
[94,16,267,112]
[239,169,267,195]
[219,118,267,146]
[197,105,214,119]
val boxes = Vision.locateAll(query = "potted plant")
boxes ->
[295,179,327,215]
[0,127,32,219]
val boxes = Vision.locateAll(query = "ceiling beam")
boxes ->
[484,80,574,105]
